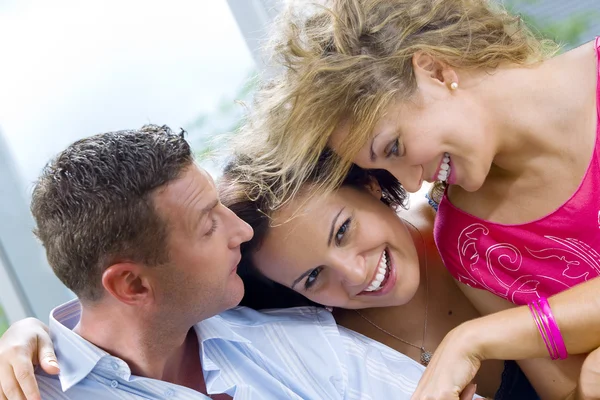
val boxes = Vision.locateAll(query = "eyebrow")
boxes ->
[291,268,315,290]
[291,206,345,290]
[193,199,219,230]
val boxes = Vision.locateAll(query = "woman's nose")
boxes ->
[389,163,423,193]
[331,254,368,286]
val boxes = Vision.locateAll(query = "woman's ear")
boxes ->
[366,178,382,199]
[412,51,459,92]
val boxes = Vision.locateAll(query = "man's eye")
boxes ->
[206,217,217,236]
[305,267,323,289]
[335,218,351,245]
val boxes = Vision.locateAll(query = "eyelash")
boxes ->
[304,267,323,290]
[385,138,402,158]
[206,216,218,236]
[304,218,352,290]
[335,218,351,245]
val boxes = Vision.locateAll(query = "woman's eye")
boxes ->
[305,267,322,289]
[335,218,351,245]
[385,138,401,158]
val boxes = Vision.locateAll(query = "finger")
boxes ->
[0,365,26,400]
[459,383,477,400]
[31,327,57,377]
[12,361,41,400]
[37,345,59,376]
[39,358,59,376]
[576,346,600,400]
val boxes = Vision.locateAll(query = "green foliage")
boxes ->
[504,0,598,49]
[188,70,259,161]
[0,305,8,336]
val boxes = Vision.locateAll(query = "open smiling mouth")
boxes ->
[361,248,392,294]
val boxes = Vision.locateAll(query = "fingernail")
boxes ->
[47,359,60,369]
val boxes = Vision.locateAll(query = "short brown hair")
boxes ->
[31,125,193,302]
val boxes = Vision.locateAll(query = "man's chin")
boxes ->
[226,274,245,308]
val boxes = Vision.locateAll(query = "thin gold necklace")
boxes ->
[354,219,432,366]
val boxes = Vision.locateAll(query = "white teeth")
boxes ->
[364,250,390,292]
[438,153,451,183]
[369,280,382,291]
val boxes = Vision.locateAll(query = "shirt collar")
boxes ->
[195,309,252,345]
[49,300,251,393]
[49,299,110,392]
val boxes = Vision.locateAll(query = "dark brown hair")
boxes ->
[31,125,193,302]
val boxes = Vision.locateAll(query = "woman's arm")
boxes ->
[411,277,600,400]
[0,318,58,400]
[460,283,584,400]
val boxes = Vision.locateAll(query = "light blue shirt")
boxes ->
[37,299,428,399]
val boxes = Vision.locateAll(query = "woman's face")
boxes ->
[252,185,421,309]
[330,57,495,193]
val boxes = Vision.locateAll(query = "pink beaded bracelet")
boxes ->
[528,297,568,360]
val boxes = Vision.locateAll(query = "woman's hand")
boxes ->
[571,346,600,400]
[0,318,58,400]
[410,324,483,400]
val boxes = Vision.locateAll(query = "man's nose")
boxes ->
[225,206,254,248]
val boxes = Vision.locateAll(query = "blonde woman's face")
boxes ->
[252,185,421,309]
[330,79,496,193]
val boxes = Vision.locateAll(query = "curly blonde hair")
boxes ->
[231,0,558,210]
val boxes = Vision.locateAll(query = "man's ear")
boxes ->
[366,177,382,199]
[101,263,153,306]
[412,51,459,91]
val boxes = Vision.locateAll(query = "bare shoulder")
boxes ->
[566,39,598,80]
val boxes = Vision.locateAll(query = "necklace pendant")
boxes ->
[420,350,432,366]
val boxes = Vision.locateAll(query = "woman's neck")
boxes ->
[472,41,597,176]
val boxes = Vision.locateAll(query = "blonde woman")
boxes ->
[232,0,600,399]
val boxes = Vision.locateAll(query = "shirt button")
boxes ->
[111,362,119,370]
[110,380,119,388]
[165,389,175,397]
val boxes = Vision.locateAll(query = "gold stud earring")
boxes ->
[450,82,459,90]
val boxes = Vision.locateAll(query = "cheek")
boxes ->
[305,286,351,308]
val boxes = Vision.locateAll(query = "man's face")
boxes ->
[151,164,253,323]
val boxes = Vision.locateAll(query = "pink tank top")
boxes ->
[434,38,600,305]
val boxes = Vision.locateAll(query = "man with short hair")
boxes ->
[0,125,428,399]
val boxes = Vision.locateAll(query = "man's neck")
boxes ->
[73,304,205,391]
